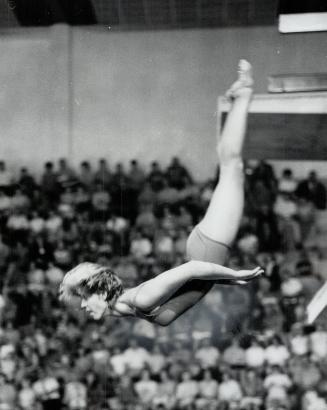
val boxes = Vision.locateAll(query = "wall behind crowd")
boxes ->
[0,24,326,180]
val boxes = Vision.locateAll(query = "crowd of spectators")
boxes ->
[0,156,327,410]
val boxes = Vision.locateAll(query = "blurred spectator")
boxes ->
[245,338,265,368]
[278,168,297,194]
[296,171,327,210]
[56,158,76,190]
[195,338,220,370]
[40,162,60,204]
[79,161,94,192]
[94,158,111,188]
[218,371,243,404]
[123,339,150,376]
[134,369,158,408]
[63,373,87,410]
[0,161,13,194]
[0,373,17,410]
[148,161,166,192]
[166,157,193,190]
[153,369,176,409]
[18,377,37,410]
[176,371,199,409]
[264,335,290,367]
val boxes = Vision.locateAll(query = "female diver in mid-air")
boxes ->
[59,60,263,326]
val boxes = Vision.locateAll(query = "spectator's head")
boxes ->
[58,158,67,170]
[44,161,53,171]
[296,260,312,276]
[59,262,123,320]
[308,170,318,182]
[282,168,293,179]
[80,161,90,170]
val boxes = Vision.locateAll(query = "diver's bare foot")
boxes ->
[225,59,253,100]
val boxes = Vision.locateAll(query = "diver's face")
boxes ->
[80,293,108,320]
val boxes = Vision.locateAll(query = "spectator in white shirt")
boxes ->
[123,339,150,376]
[18,378,36,410]
[218,371,243,404]
[310,324,327,361]
[134,369,158,407]
[265,336,290,367]
[64,374,87,410]
[176,371,199,409]
[245,339,266,368]
[195,338,220,369]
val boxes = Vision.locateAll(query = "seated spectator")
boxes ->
[78,161,94,192]
[6,210,29,242]
[123,339,150,376]
[32,369,61,410]
[56,158,77,190]
[130,231,152,260]
[245,338,265,369]
[18,167,37,197]
[0,189,11,215]
[106,214,129,234]
[157,181,179,206]
[0,161,13,193]
[40,161,60,203]
[45,211,63,238]
[94,158,111,187]
[296,170,327,210]
[153,228,175,261]
[147,161,166,192]
[263,365,292,395]
[240,369,264,408]
[73,185,91,213]
[153,369,177,409]
[114,256,138,287]
[53,241,72,269]
[310,323,327,361]
[113,374,138,409]
[138,182,157,208]
[63,373,87,410]
[302,390,327,410]
[222,338,246,368]
[0,373,17,410]
[278,168,297,194]
[166,156,193,190]
[134,369,158,408]
[296,197,316,243]
[170,341,192,367]
[110,347,126,377]
[91,183,111,217]
[274,191,297,220]
[176,371,199,409]
[291,356,321,390]
[218,371,243,405]
[128,159,146,191]
[60,186,75,207]
[18,377,37,410]
[135,204,157,236]
[264,335,290,367]
[10,188,30,211]
[288,323,309,357]
[196,369,219,409]
[175,206,193,230]
[28,211,45,235]
[147,344,166,376]
[296,259,322,301]
[195,338,220,370]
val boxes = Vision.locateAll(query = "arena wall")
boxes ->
[0,24,326,180]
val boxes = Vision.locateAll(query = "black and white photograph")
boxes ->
[0,1,327,409]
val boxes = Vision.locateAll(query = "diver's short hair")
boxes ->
[59,262,123,308]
